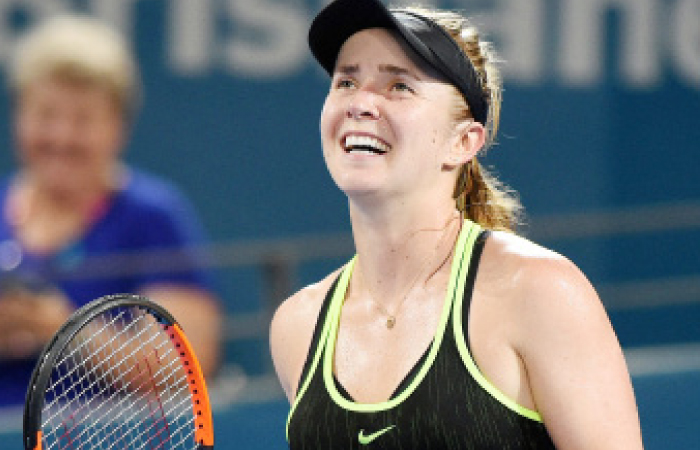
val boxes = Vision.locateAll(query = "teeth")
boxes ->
[349,149,377,156]
[344,135,389,154]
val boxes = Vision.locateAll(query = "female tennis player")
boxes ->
[271,0,644,448]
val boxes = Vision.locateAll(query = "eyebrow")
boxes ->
[380,64,420,80]
[335,63,421,80]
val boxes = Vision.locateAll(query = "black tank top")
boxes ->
[287,220,556,449]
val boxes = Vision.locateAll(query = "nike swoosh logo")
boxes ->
[358,425,396,445]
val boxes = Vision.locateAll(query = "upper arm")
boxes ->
[270,273,338,403]
[270,296,305,402]
[514,257,643,449]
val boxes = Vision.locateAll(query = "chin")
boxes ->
[34,168,86,193]
[341,184,389,203]
[333,174,382,195]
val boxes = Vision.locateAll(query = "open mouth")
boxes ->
[343,134,390,155]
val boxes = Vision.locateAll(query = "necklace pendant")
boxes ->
[386,316,396,329]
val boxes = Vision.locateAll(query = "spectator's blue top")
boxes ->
[0,168,215,407]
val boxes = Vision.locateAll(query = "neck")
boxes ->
[349,201,461,306]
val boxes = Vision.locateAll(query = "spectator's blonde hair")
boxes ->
[9,14,140,119]
[399,7,523,232]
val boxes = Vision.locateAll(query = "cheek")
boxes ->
[410,116,443,147]
[81,117,124,157]
[319,97,341,151]
[319,102,331,141]
[14,110,37,142]
[94,122,121,148]
[14,122,47,164]
[14,123,32,154]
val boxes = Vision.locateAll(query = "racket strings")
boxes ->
[45,317,191,449]
[43,312,170,438]
[48,357,191,450]
[44,311,164,415]
[63,324,187,449]
[39,307,198,449]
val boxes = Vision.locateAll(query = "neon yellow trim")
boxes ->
[286,259,356,440]
[452,236,544,423]
[322,220,480,412]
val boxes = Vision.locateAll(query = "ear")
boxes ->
[443,120,486,169]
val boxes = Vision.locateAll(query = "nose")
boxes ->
[43,115,78,151]
[346,90,381,121]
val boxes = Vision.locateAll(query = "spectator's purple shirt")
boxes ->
[0,168,215,406]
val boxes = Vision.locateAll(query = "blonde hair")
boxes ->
[398,7,523,232]
[8,14,140,119]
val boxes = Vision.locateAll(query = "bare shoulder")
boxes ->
[481,230,597,314]
[270,267,344,402]
[479,230,612,370]
[484,230,576,272]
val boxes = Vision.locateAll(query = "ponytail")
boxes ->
[454,159,523,231]
[401,6,524,232]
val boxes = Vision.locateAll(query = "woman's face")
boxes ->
[320,28,464,206]
[14,77,125,194]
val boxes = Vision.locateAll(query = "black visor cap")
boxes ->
[308,0,488,125]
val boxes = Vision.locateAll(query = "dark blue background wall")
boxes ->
[0,0,698,339]
[0,0,697,340]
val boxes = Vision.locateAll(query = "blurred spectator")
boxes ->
[0,14,222,408]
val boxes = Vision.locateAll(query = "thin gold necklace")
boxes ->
[361,214,459,329]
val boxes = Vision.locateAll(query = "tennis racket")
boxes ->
[23,293,214,450]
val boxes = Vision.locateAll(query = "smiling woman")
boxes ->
[0,14,222,409]
[270,0,644,449]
